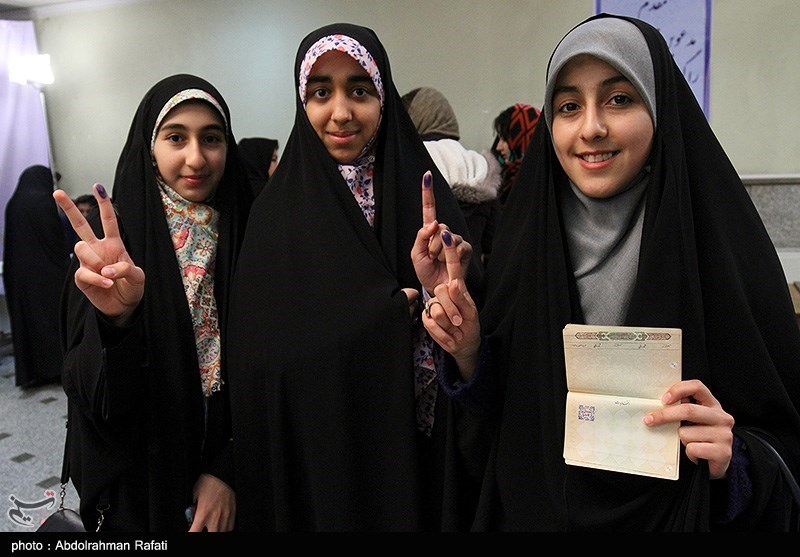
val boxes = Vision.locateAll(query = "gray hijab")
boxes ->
[543,17,656,132]
[545,17,656,325]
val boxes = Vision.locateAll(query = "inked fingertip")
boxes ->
[442,230,452,247]
[95,183,108,199]
[423,172,432,188]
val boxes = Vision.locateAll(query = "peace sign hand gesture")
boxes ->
[53,183,145,325]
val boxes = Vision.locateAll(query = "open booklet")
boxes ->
[562,324,682,481]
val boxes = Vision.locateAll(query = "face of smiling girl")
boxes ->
[551,54,654,199]
[304,50,382,164]
[152,100,227,202]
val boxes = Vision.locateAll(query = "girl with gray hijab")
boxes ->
[418,13,800,531]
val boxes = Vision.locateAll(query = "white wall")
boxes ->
[26,0,800,199]
[30,0,588,197]
[779,250,800,283]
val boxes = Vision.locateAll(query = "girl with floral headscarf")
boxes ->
[55,74,252,532]
[227,23,482,531]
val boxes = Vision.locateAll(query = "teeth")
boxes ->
[582,152,614,163]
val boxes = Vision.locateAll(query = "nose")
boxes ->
[580,104,607,140]
[185,138,206,168]
[496,137,509,158]
[331,94,352,124]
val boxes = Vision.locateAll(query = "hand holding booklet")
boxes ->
[562,324,681,480]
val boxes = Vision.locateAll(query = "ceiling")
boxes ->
[2,0,77,7]
[0,0,139,18]
[0,0,77,12]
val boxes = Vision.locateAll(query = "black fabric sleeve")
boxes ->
[202,438,235,491]
[62,305,144,420]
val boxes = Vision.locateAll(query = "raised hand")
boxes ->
[420,225,482,382]
[411,170,473,294]
[53,183,145,325]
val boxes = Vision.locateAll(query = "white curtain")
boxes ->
[0,19,52,291]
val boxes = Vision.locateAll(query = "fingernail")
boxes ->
[662,392,672,404]
[423,172,431,188]
[452,314,463,327]
[643,414,654,426]
[442,230,452,246]
[96,184,108,199]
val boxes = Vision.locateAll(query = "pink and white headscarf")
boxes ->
[298,34,384,228]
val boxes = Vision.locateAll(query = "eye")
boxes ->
[165,133,184,144]
[308,87,329,101]
[352,83,378,100]
[203,133,225,145]
[557,101,580,114]
[609,94,633,106]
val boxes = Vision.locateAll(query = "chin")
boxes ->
[329,152,355,164]
[177,190,211,203]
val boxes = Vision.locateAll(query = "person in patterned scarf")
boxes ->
[491,103,541,205]
[226,23,483,532]
[53,74,252,532]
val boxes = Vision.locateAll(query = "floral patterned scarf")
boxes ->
[151,89,224,397]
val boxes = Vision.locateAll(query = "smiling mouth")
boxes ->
[580,152,617,163]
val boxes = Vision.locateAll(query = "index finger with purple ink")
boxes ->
[421,170,436,226]
[53,183,119,245]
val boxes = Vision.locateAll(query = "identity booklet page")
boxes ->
[562,324,682,480]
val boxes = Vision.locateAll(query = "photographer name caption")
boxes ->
[10,539,168,551]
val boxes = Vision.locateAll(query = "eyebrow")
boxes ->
[158,122,226,133]
[553,74,631,96]
[306,74,374,86]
